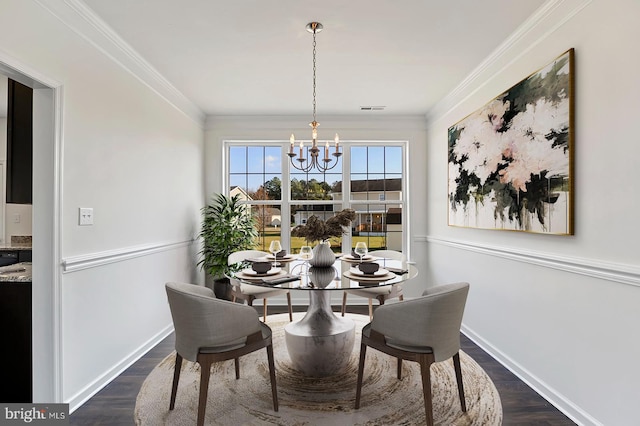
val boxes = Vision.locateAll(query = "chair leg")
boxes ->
[262,298,268,321]
[286,292,293,322]
[453,352,467,412]
[397,358,403,380]
[266,344,279,411]
[234,358,240,379]
[341,292,348,316]
[169,353,183,410]
[368,298,373,320]
[354,343,367,409]
[419,357,435,426]
[197,359,212,426]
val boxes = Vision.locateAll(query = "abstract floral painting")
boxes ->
[448,49,574,235]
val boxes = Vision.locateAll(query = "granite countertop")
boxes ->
[0,244,32,251]
[0,262,32,282]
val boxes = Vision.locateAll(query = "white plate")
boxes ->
[341,254,374,261]
[343,271,395,281]
[349,267,389,277]
[241,267,281,276]
[265,254,297,261]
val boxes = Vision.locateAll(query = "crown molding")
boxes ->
[427,0,593,121]
[34,0,206,127]
[206,114,428,132]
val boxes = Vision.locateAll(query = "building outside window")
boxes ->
[226,141,408,255]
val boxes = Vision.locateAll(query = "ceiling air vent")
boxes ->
[360,106,386,111]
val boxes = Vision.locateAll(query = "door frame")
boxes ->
[0,54,63,403]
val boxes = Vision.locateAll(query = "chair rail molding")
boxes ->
[424,236,640,288]
[62,239,195,273]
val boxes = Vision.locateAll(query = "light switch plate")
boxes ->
[79,207,94,226]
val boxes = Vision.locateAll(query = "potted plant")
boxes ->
[291,209,356,267]
[198,193,258,299]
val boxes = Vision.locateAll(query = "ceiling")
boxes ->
[5,1,548,119]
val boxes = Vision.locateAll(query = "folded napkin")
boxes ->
[386,267,409,275]
[275,250,287,259]
[262,274,300,285]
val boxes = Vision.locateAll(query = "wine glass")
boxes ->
[269,240,282,268]
[299,245,313,275]
[354,242,368,264]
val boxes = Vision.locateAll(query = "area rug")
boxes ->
[135,313,502,425]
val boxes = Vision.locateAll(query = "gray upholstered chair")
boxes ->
[165,282,278,426]
[228,250,293,322]
[341,249,407,319]
[355,282,470,426]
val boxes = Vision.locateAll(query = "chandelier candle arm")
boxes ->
[288,22,342,173]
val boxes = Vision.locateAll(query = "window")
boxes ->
[225,141,408,256]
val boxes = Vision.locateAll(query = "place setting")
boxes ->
[343,261,396,284]
[262,241,300,268]
[339,241,377,263]
[234,241,301,285]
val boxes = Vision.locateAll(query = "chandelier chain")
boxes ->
[288,22,341,173]
[312,28,317,124]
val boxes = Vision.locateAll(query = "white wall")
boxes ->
[425,0,639,425]
[204,115,429,304]
[0,0,204,408]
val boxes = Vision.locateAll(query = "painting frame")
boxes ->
[447,48,574,235]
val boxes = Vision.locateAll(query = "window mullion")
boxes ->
[281,145,292,252]
[341,144,352,252]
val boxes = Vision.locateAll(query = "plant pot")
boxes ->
[212,277,233,300]
[309,241,335,268]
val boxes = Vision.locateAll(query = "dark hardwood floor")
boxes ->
[70,305,575,425]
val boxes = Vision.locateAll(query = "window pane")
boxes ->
[228,175,247,197]
[247,146,265,173]
[290,175,334,201]
[264,147,281,174]
[351,147,367,173]
[351,203,403,252]
[290,204,343,253]
[229,146,246,173]
[385,147,403,174]
[252,203,282,251]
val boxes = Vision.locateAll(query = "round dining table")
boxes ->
[232,254,418,377]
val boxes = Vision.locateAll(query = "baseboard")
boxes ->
[461,324,603,426]
[66,323,174,413]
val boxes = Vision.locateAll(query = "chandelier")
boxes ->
[288,22,342,172]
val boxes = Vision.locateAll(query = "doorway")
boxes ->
[0,59,60,403]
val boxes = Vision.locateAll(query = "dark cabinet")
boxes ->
[6,78,33,204]
[0,282,32,402]
[18,250,32,263]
